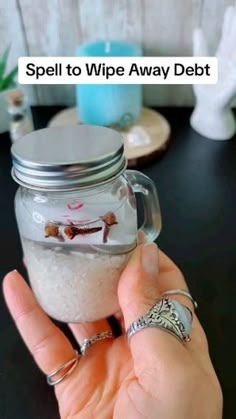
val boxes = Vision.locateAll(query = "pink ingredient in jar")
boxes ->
[67,201,84,211]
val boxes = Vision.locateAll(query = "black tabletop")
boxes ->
[0,107,235,419]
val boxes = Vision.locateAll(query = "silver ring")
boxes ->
[126,298,193,343]
[80,331,114,356]
[46,350,80,386]
[162,289,198,310]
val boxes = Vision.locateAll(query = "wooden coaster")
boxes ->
[48,107,171,167]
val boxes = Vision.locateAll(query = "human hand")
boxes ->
[191,5,236,139]
[3,244,222,419]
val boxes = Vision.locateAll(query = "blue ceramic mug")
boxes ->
[76,41,142,127]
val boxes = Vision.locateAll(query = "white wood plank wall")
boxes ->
[0,0,235,105]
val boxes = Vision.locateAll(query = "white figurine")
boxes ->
[190,6,236,140]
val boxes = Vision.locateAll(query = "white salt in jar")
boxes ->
[11,125,161,323]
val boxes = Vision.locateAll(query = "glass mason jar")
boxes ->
[11,125,161,323]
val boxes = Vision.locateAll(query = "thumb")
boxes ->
[118,244,185,374]
[193,28,209,56]
[118,243,160,328]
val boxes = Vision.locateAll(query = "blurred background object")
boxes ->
[191,6,236,140]
[7,89,34,142]
[76,40,142,127]
[0,47,18,133]
[52,38,170,166]
[1,0,235,108]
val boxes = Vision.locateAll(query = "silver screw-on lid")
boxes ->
[11,125,127,191]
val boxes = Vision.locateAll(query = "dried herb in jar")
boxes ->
[100,212,118,243]
[45,222,59,238]
[64,226,102,240]
[45,222,65,242]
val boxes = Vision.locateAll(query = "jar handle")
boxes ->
[125,170,162,242]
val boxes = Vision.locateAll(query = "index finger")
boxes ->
[3,271,75,375]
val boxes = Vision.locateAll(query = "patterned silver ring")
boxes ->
[162,289,198,310]
[126,298,193,343]
[80,331,114,356]
[46,350,80,386]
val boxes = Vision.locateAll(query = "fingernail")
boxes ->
[11,269,18,273]
[141,243,159,278]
